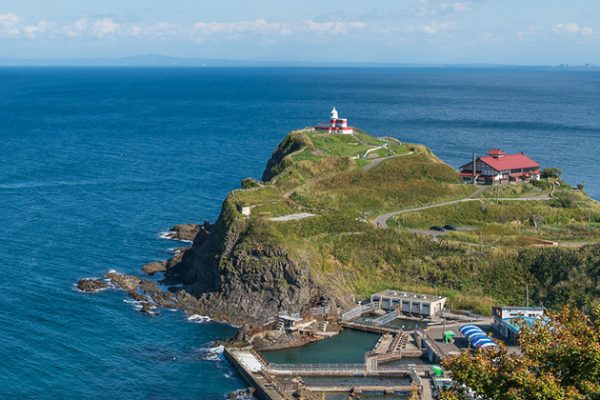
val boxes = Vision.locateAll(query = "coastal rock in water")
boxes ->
[141,260,167,275]
[164,223,201,242]
[106,271,142,292]
[77,278,109,292]
[140,303,155,315]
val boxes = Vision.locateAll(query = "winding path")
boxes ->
[363,151,414,171]
[371,188,551,229]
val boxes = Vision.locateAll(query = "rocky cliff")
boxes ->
[161,136,340,325]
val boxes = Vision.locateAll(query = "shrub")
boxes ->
[241,178,261,189]
[550,192,575,208]
[541,167,562,179]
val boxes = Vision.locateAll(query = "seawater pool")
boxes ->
[261,329,380,364]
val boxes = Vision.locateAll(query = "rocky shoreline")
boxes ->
[161,222,206,242]
[77,221,344,350]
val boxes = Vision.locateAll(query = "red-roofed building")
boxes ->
[460,149,541,185]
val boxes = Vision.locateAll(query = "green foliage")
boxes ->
[442,306,600,400]
[262,130,312,181]
[241,177,261,189]
[216,129,600,316]
[550,192,576,208]
[519,244,600,311]
[541,167,562,179]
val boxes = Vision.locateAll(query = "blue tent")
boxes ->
[459,325,480,335]
[463,329,485,339]
[472,336,494,347]
[479,342,499,349]
[467,334,490,345]
[462,327,484,337]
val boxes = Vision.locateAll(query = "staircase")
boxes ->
[318,320,329,332]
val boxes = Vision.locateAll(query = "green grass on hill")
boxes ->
[226,129,600,315]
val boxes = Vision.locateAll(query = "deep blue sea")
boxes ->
[0,67,598,399]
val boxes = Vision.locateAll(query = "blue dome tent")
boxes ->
[459,325,480,334]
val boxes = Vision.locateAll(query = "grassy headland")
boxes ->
[200,129,600,316]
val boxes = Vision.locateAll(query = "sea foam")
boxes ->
[187,314,212,323]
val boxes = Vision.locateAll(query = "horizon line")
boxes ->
[0,54,597,69]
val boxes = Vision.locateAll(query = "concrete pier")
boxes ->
[224,347,289,400]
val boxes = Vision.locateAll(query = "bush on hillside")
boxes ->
[541,167,562,179]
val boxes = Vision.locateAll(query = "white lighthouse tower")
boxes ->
[316,107,353,134]
[330,107,339,122]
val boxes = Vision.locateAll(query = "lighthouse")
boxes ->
[316,107,354,134]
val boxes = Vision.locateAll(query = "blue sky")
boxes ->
[1,0,599,64]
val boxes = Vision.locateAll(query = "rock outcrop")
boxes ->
[162,207,328,325]
[141,260,167,275]
[77,278,109,292]
[163,223,201,242]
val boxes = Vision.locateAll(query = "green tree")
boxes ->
[541,167,562,179]
[441,305,600,400]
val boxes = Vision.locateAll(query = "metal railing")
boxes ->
[267,362,419,375]
[373,310,399,325]
[268,363,367,374]
[341,301,380,321]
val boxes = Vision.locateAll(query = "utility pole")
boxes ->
[496,184,500,205]
[526,284,530,308]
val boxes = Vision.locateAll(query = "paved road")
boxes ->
[372,190,550,229]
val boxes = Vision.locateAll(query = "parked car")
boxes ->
[443,224,456,231]
[430,226,445,231]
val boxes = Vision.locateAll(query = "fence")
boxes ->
[267,362,418,375]
[373,310,399,325]
[341,301,380,321]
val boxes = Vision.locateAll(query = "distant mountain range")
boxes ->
[0,54,597,68]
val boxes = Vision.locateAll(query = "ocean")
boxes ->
[0,67,598,399]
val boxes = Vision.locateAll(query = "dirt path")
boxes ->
[268,213,315,222]
[372,189,551,229]
[363,151,414,171]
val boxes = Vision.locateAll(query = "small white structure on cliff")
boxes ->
[315,107,354,134]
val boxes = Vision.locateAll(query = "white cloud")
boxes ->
[0,13,21,38]
[192,19,366,38]
[443,2,472,12]
[0,14,366,42]
[302,20,366,34]
[410,20,456,34]
[63,18,89,38]
[552,23,593,36]
[194,19,284,36]
[23,20,53,39]
[93,18,119,38]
